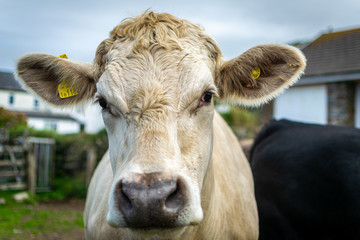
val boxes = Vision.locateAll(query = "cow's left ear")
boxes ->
[216,44,306,106]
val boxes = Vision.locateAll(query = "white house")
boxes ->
[0,71,104,134]
[265,27,360,128]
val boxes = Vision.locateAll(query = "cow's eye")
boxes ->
[201,92,213,103]
[99,98,108,109]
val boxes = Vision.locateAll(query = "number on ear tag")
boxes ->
[58,81,79,99]
[252,67,261,79]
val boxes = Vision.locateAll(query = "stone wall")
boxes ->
[327,82,355,127]
[260,100,274,125]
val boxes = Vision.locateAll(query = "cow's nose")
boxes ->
[115,172,187,228]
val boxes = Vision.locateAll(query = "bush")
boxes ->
[0,107,27,130]
[219,106,261,139]
[36,174,88,201]
[9,126,108,177]
[7,125,108,200]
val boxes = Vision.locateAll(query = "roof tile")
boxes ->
[0,72,25,92]
[302,28,360,77]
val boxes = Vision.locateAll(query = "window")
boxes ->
[45,121,57,131]
[9,93,14,105]
[49,123,57,131]
[34,99,39,109]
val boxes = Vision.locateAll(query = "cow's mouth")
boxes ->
[128,226,187,239]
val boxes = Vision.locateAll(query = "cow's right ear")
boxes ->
[16,53,97,107]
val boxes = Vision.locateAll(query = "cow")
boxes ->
[15,12,305,240]
[250,119,360,240]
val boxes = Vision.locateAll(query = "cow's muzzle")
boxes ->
[114,172,187,229]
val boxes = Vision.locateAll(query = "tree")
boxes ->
[0,107,27,129]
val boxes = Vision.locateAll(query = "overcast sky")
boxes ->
[1,0,359,72]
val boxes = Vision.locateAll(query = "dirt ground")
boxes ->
[33,200,86,240]
[28,229,85,240]
[34,199,85,212]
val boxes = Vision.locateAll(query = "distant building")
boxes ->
[264,27,360,128]
[0,71,104,133]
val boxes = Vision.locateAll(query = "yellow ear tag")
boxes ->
[57,54,80,98]
[252,67,261,79]
[57,54,79,98]
[58,54,68,59]
[58,81,80,99]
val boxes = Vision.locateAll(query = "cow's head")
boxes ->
[16,12,305,239]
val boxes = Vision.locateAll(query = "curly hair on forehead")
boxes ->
[111,11,188,41]
[93,11,222,81]
[111,11,185,54]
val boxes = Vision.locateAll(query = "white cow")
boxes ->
[16,12,305,240]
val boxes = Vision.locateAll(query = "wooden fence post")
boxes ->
[28,145,36,195]
[86,147,96,187]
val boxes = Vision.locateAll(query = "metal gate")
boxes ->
[27,137,55,193]
[0,135,55,192]
[0,144,26,190]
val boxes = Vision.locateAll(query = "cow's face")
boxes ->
[99,49,216,229]
[15,12,306,239]
[95,29,219,238]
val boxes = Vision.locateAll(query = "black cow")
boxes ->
[250,119,360,240]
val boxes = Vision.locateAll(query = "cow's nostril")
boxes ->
[165,178,186,211]
[116,180,133,213]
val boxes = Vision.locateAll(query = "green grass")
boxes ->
[36,174,88,201]
[0,192,84,240]
[0,204,84,239]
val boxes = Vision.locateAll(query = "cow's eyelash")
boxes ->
[198,88,218,105]
[94,94,102,104]
[208,87,219,96]
[94,96,108,109]
[94,95,113,115]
